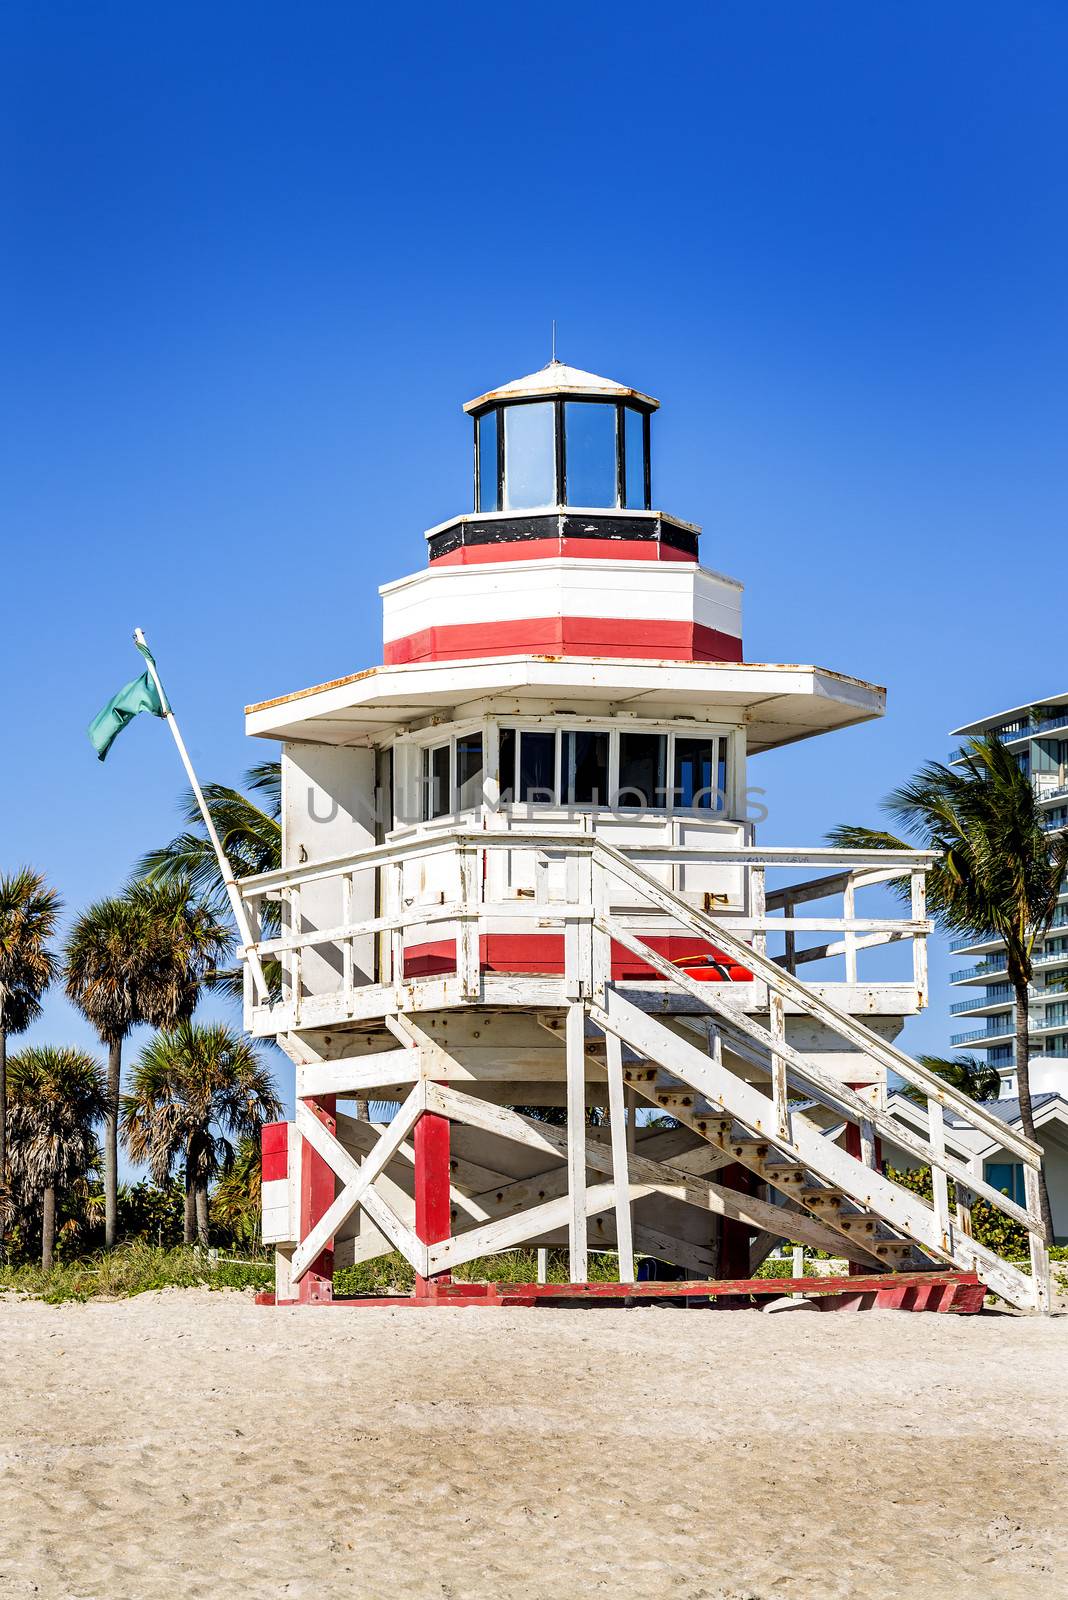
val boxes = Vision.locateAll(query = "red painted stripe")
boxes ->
[298,1097,337,1305]
[430,538,696,566]
[404,933,753,983]
[384,617,743,666]
[261,1121,289,1180]
[259,1271,984,1312]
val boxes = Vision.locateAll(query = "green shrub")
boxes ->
[0,1242,272,1303]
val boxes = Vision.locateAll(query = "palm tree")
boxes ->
[136,760,282,997]
[6,1046,106,1270]
[210,1135,264,1249]
[902,1054,1002,1107]
[0,870,63,1244]
[123,1021,282,1246]
[136,759,281,914]
[830,733,1068,1241]
[64,881,232,1248]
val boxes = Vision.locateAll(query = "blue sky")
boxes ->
[2,3,1067,1151]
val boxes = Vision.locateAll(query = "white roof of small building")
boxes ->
[245,656,885,750]
[951,689,1068,738]
[464,360,659,414]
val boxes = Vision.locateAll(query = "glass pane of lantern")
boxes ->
[456,734,484,810]
[673,737,721,810]
[503,402,555,509]
[617,732,666,807]
[624,406,646,509]
[498,727,516,801]
[563,730,609,803]
[478,409,498,512]
[518,730,556,802]
[564,402,617,507]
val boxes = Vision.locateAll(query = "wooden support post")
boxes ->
[605,1029,635,1283]
[537,1247,548,1284]
[717,1162,754,1280]
[566,1001,588,1281]
[625,1087,637,1155]
[845,1087,883,1277]
[1023,1162,1051,1315]
[414,1110,452,1297]
[297,1095,337,1304]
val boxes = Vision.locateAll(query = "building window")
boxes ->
[617,732,666,807]
[495,725,728,813]
[517,730,556,802]
[423,743,451,821]
[564,402,618,507]
[562,730,609,804]
[503,402,556,510]
[673,736,727,811]
[984,1161,1026,1207]
[456,734,484,810]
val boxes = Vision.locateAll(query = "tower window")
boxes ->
[564,402,618,507]
[503,402,555,510]
[477,409,499,513]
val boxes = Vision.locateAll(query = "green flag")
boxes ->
[88,640,170,761]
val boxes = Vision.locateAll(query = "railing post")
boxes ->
[387,859,404,1000]
[342,870,354,1010]
[457,842,481,999]
[783,889,796,975]
[750,864,767,961]
[289,884,303,1024]
[842,874,858,986]
[927,1097,952,1252]
[591,853,611,1005]
[605,1028,634,1282]
[912,869,929,1009]
[242,895,261,1027]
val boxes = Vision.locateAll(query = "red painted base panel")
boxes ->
[257,1271,985,1313]
[404,933,753,983]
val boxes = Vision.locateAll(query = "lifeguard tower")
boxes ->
[241,360,1049,1312]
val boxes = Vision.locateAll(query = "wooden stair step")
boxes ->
[833,1213,878,1236]
[797,1186,844,1205]
[763,1162,809,1185]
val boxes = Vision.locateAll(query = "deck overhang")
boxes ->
[245,656,885,751]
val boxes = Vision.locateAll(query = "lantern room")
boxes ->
[467,359,655,513]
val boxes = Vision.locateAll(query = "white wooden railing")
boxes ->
[238,828,935,1021]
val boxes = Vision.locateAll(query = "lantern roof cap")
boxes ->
[464,359,659,414]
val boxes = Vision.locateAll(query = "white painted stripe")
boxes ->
[381,561,743,645]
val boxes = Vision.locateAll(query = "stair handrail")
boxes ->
[590,836,1043,1168]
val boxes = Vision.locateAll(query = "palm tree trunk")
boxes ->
[104,1037,122,1249]
[184,1154,196,1246]
[1012,973,1055,1244]
[195,1181,210,1247]
[41,1184,56,1272]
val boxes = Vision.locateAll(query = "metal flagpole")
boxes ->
[134,628,270,1004]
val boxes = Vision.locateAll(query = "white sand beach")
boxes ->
[1,1292,1066,1599]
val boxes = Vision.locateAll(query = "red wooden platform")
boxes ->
[257,1270,986,1313]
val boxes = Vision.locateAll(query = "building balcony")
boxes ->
[950,962,1008,986]
[949,987,1014,1017]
